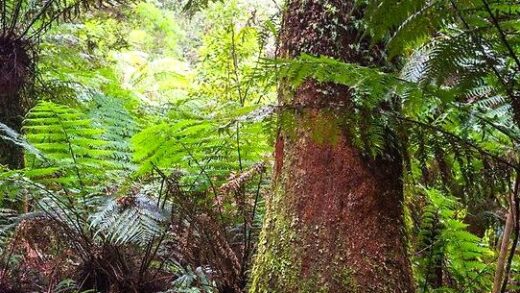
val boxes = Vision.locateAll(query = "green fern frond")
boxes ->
[89,94,139,171]
[90,194,169,246]
[133,99,270,191]
[415,188,493,292]
[23,101,115,187]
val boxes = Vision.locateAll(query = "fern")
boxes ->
[364,0,520,124]
[133,98,270,191]
[161,265,217,293]
[88,94,139,171]
[415,188,494,292]
[1,0,135,39]
[90,194,169,246]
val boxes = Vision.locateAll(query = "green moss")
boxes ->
[334,267,358,292]
[306,111,342,145]
[279,109,344,146]
[250,162,357,293]
[249,184,302,293]
[279,110,299,141]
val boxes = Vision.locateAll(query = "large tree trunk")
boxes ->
[250,0,414,292]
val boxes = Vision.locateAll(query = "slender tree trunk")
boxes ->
[492,195,515,293]
[250,0,414,292]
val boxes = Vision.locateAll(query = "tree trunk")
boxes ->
[0,36,31,169]
[0,92,25,169]
[250,0,414,292]
[492,201,513,293]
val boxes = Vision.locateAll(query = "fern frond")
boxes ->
[1,0,136,39]
[89,94,139,171]
[23,101,115,187]
[415,188,494,291]
[90,194,169,246]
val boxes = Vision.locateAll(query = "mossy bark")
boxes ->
[250,0,414,292]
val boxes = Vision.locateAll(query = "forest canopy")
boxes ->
[0,0,519,292]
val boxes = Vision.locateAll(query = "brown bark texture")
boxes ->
[250,0,415,292]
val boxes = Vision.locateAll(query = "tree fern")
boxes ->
[23,101,114,187]
[364,0,520,124]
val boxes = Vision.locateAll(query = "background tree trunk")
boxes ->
[0,92,25,169]
[250,0,415,292]
[0,36,31,169]
[492,201,513,293]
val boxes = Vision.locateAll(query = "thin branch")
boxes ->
[388,113,520,171]
[481,0,520,73]
[448,0,517,100]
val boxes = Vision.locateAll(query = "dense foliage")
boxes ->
[0,0,519,292]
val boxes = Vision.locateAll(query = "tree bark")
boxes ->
[250,0,414,292]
